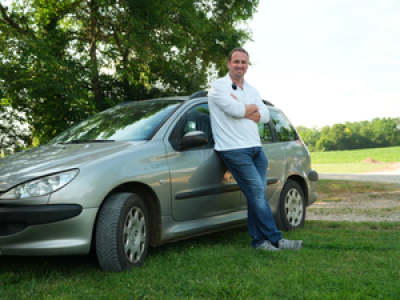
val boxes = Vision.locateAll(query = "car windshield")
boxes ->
[48,99,183,144]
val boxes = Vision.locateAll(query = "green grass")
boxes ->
[310,146,400,164]
[310,146,400,173]
[1,221,399,299]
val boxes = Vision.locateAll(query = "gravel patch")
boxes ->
[306,176,400,222]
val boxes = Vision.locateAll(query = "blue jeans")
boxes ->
[219,147,282,247]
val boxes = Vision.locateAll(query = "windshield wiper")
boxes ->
[61,139,115,144]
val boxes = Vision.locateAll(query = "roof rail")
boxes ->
[116,101,133,106]
[189,91,208,99]
[263,100,274,107]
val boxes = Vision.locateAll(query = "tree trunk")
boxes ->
[89,0,105,110]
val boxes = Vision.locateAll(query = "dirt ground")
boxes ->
[307,198,400,222]
[307,162,400,222]
[368,162,400,173]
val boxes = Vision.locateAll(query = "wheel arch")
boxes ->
[94,182,162,248]
[286,174,309,206]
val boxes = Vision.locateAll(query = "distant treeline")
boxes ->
[296,118,400,152]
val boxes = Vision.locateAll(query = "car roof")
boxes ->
[188,91,275,107]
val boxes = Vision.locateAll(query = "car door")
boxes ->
[165,102,241,221]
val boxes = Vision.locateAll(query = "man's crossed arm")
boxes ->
[230,93,261,122]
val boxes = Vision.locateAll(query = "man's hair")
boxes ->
[228,48,249,62]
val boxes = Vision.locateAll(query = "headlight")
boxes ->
[0,169,79,200]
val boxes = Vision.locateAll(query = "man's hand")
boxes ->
[245,111,261,122]
[230,93,238,101]
[244,104,259,117]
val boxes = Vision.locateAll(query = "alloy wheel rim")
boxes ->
[123,207,146,263]
[284,188,304,226]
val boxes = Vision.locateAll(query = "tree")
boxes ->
[0,0,93,144]
[301,118,400,152]
[296,125,320,151]
[0,0,259,147]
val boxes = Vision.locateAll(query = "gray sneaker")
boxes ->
[277,239,303,250]
[255,240,282,252]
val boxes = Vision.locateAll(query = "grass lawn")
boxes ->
[1,220,399,299]
[310,146,400,173]
[310,146,400,164]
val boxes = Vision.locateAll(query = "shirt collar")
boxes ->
[226,73,247,89]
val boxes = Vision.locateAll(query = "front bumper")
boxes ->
[0,204,82,236]
[0,206,98,256]
[0,204,82,225]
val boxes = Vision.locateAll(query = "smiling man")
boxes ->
[208,47,303,251]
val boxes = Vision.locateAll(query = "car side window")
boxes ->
[169,103,214,150]
[270,110,299,142]
[258,123,273,143]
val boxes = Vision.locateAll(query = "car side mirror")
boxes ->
[179,131,208,150]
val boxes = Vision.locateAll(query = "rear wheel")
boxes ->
[275,180,306,231]
[96,192,149,272]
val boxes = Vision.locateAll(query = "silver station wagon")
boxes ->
[0,92,318,272]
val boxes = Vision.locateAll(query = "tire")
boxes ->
[95,193,149,272]
[275,180,306,231]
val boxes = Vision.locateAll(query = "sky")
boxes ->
[242,0,400,128]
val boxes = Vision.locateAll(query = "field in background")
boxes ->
[310,146,400,173]
[310,146,400,164]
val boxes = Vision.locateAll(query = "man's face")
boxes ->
[227,51,249,80]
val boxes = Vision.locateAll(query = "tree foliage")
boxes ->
[0,0,259,149]
[297,118,400,152]
[0,105,30,156]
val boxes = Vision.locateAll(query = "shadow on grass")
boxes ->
[148,225,250,256]
[0,226,250,274]
[0,254,100,275]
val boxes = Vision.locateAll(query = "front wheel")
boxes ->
[275,180,306,231]
[95,193,149,272]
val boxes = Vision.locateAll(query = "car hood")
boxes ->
[0,141,146,191]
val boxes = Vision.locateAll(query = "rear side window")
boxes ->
[270,110,299,142]
[258,123,273,143]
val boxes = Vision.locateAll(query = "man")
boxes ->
[208,48,303,251]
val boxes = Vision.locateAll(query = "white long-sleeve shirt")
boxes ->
[208,74,270,151]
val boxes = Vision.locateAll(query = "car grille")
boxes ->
[0,222,28,237]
